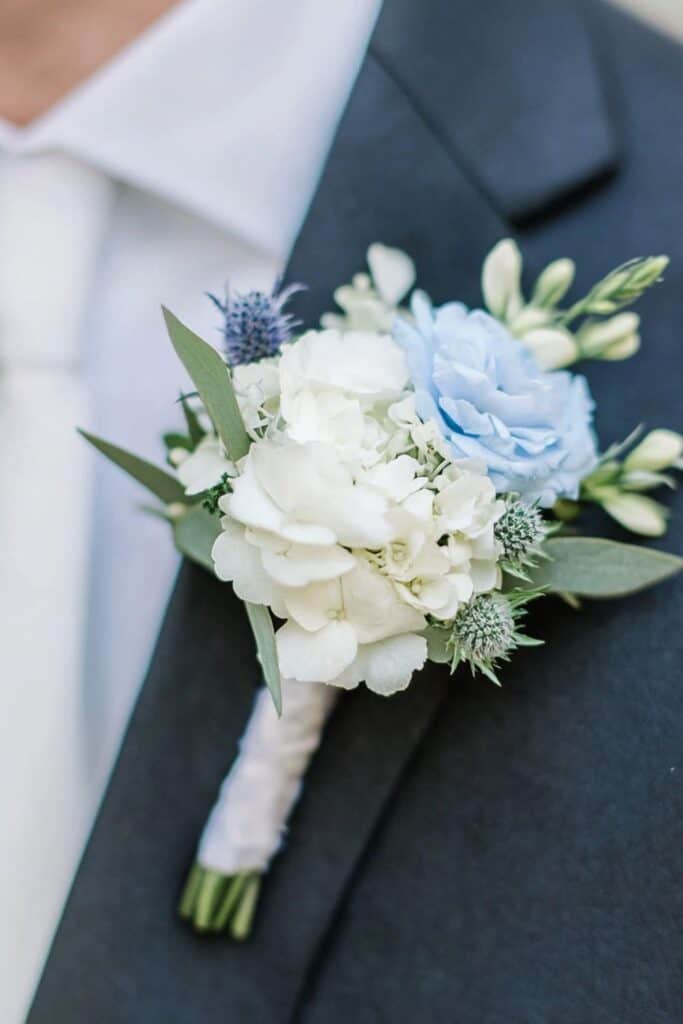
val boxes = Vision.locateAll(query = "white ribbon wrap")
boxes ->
[198,679,338,875]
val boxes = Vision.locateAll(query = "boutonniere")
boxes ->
[83,240,682,940]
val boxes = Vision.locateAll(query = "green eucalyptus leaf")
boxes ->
[171,497,282,713]
[181,395,206,446]
[527,536,682,598]
[172,505,221,571]
[163,308,249,462]
[79,429,184,504]
[163,431,193,453]
[245,603,282,715]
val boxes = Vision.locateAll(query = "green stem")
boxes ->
[230,875,261,941]
[178,862,263,939]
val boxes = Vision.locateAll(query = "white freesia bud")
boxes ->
[166,502,188,521]
[168,446,189,467]
[602,492,668,537]
[577,312,640,360]
[482,238,523,321]
[522,326,579,370]
[531,258,575,308]
[508,305,554,335]
[367,243,416,306]
[624,428,683,472]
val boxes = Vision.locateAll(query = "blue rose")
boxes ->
[394,293,598,506]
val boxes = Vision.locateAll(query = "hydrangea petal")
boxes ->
[212,519,286,615]
[357,634,428,696]
[276,619,358,683]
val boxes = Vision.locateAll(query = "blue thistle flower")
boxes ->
[209,281,303,366]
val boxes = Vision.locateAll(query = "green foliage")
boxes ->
[162,308,250,462]
[526,537,682,598]
[78,429,185,505]
[171,505,221,571]
[245,603,282,715]
[202,473,233,516]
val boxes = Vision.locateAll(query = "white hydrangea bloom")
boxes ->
[232,356,281,436]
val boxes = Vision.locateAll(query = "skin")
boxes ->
[0,0,180,125]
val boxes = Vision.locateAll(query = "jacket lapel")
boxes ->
[369,0,618,225]
[276,0,618,1010]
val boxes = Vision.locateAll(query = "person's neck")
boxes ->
[0,0,179,126]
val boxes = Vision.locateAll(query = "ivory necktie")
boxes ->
[0,151,113,1022]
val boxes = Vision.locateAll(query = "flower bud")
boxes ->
[531,258,575,308]
[367,243,416,306]
[168,447,190,467]
[588,256,668,313]
[602,492,668,537]
[482,239,523,321]
[630,255,669,290]
[508,306,553,335]
[522,327,579,370]
[577,313,640,360]
[166,502,188,521]
[624,428,683,472]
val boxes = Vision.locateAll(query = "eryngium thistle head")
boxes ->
[495,499,545,569]
[448,588,542,684]
[209,282,302,366]
[454,594,515,666]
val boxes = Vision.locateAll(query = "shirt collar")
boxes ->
[0,0,380,260]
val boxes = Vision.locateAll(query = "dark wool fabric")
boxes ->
[29,2,683,1021]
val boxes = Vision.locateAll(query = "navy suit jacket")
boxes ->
[30,2,683,1021]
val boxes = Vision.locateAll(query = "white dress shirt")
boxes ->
[0,1,380,1020]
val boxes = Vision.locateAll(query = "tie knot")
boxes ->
[0,151,113,371]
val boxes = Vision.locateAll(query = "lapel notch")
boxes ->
[371,0,619,224]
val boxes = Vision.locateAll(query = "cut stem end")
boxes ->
[178,862,262,940]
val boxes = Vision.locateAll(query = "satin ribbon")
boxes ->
[198,679,338,875]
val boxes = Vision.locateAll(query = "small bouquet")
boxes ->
[84,240,682,940]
